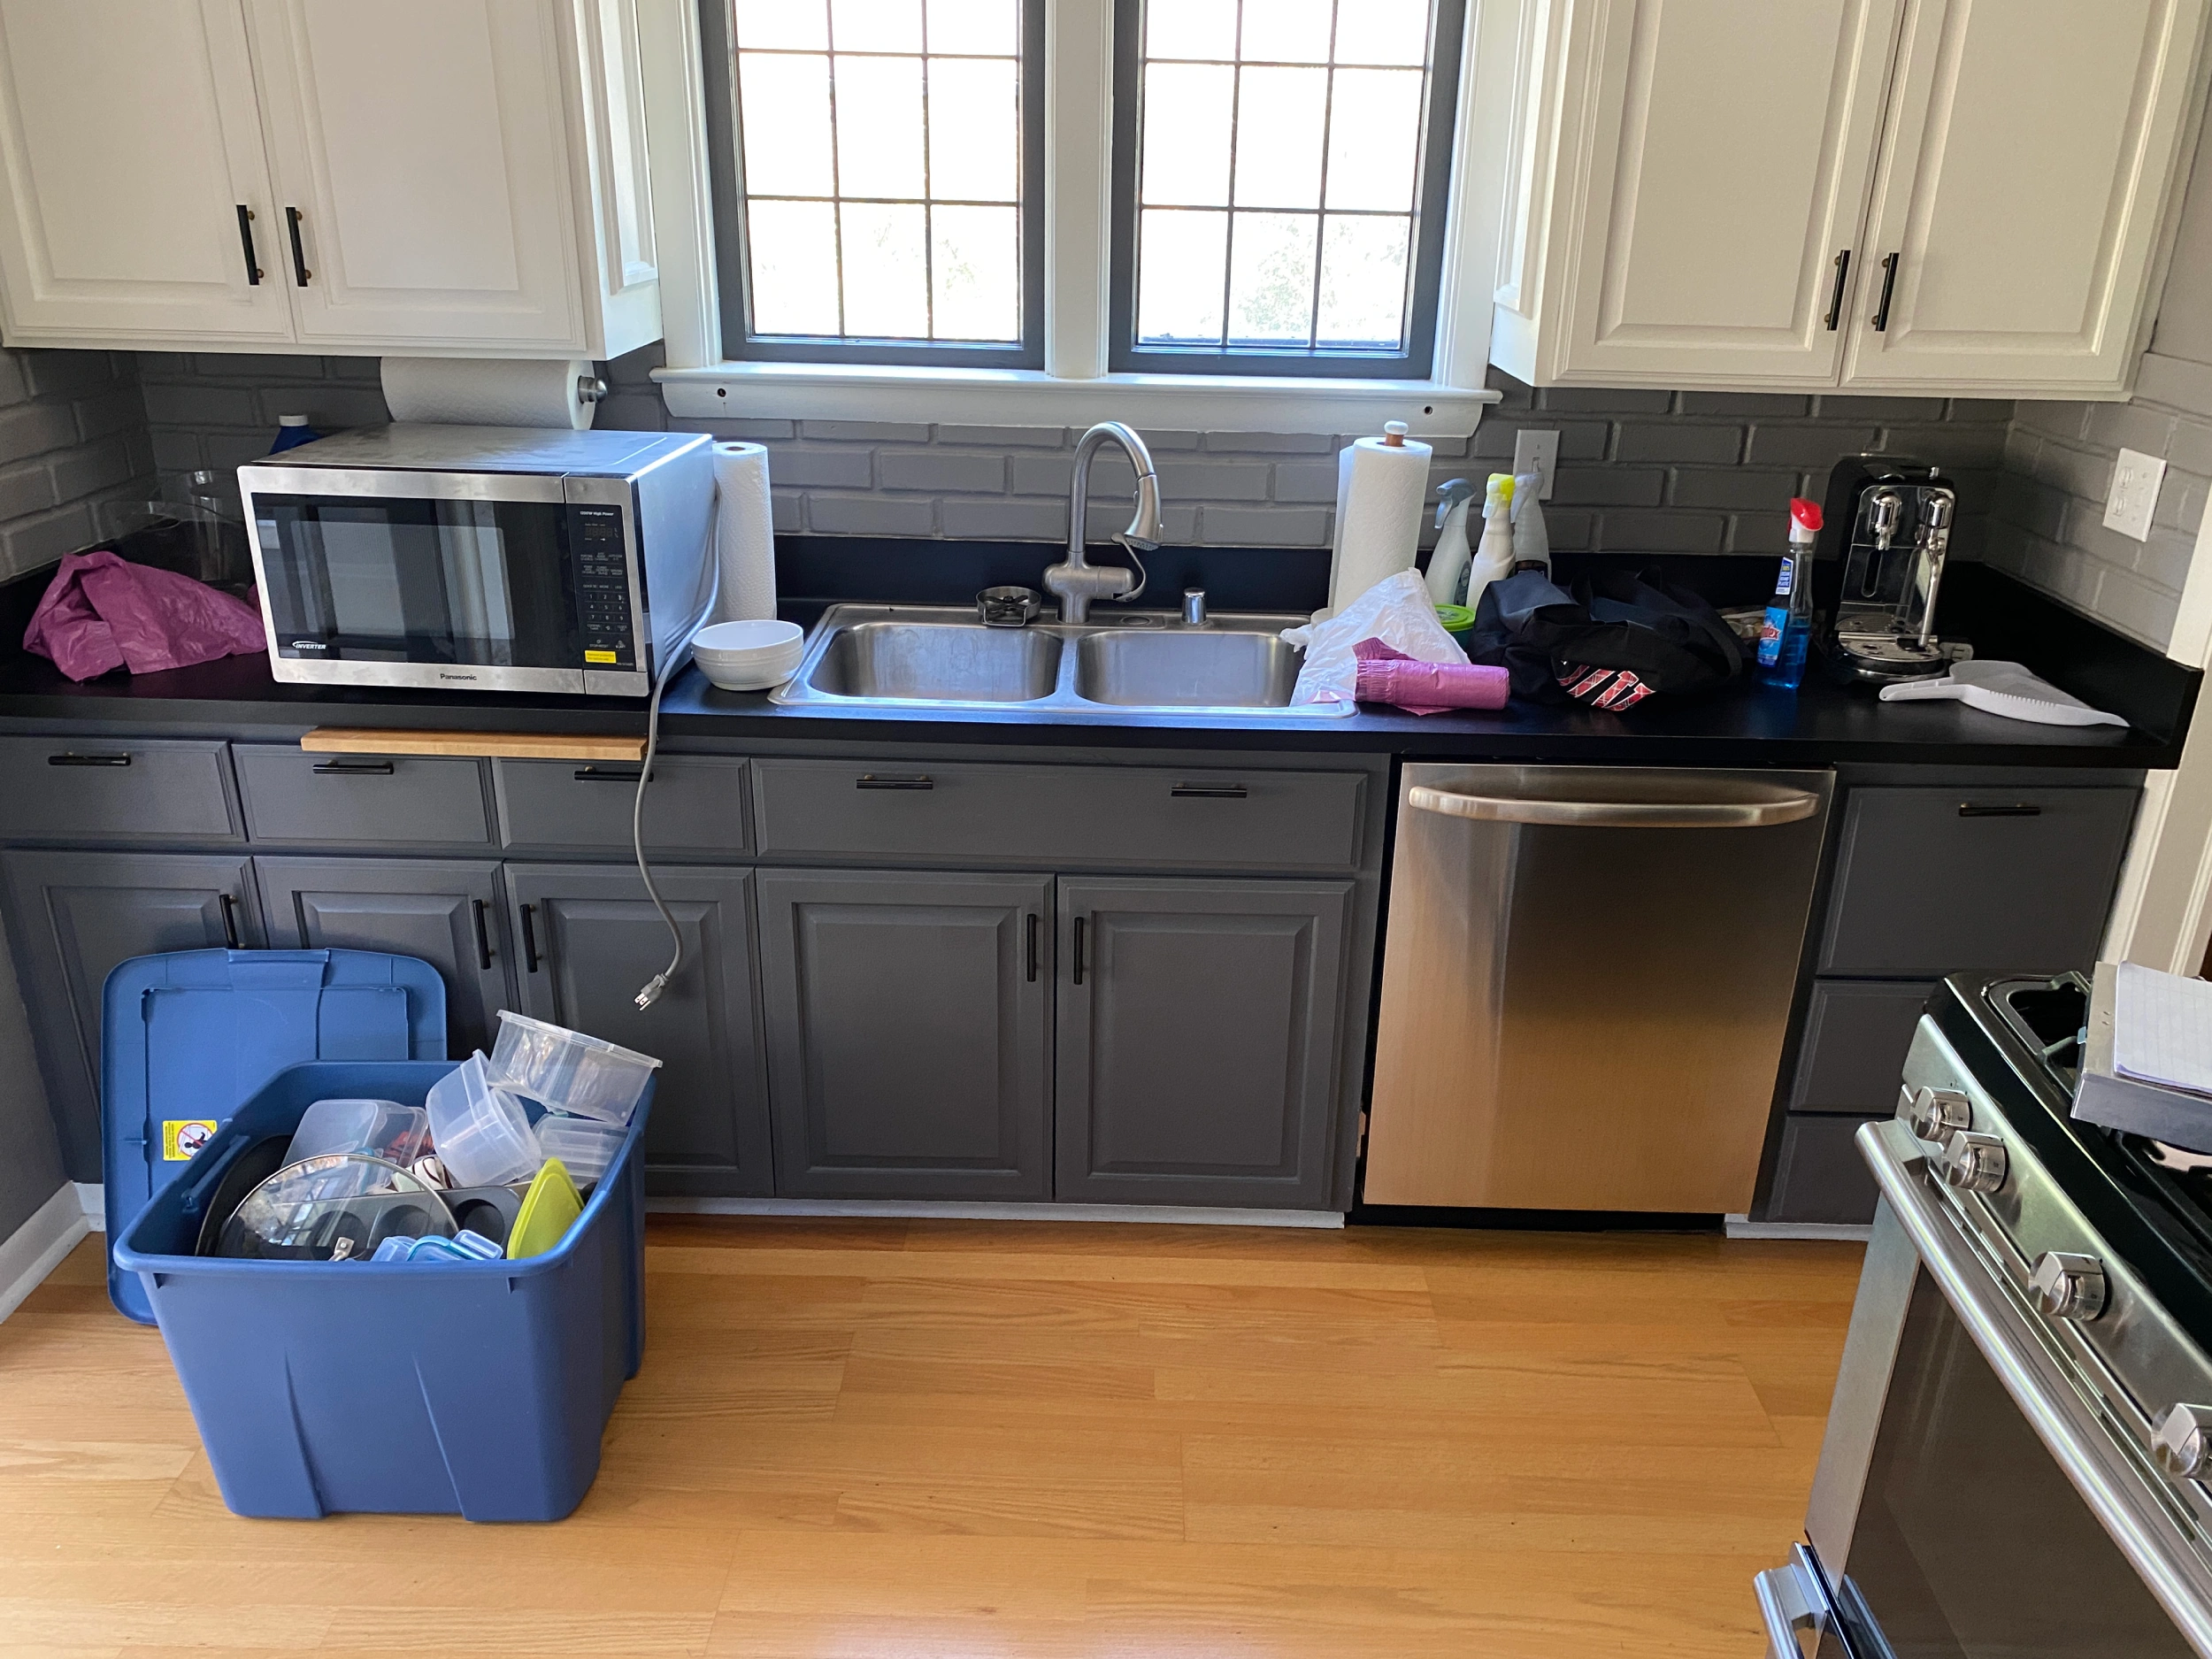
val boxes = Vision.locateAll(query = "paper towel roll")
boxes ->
[1327,422,1432,615]
[710,442,777,624]
[380,357,599,429]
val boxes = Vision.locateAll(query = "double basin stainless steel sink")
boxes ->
[768,603,1355,718]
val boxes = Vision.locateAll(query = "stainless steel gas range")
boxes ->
[1760,971,2212,1658]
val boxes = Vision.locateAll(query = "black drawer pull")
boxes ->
[1959,802,2041,818]
[48,752,130,767]
[472,898,494,971]
[857,773,933,790]
[1824,248,1850,331]
[1071,915,1087,986]
[1871,250,1900,331]
[286,204,311,285]
[312,758,395,775]
[1171,782,1247,799]
[218,893,241,950]
[1025,912,1040,982]
[573,766,645,783]
[519,902,541,973]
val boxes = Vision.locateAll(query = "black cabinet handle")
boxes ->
[573,766,645,783]
[472,899,494,971]
[1025,913,1039,982]
[1824,249,1850,331]
[235,204,263,285]
[218,893,241,950]
[311,758,394,775]
[1871,250,1900,332]
[857,773,933,790]
[285,206,311,285]
[519,902,541,972]
[48,752,129,767]
[1171,782,1247,799]
[1071,915,1087,986]
[1960,802,2042,818]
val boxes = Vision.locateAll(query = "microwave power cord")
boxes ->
[632,555,721,1010]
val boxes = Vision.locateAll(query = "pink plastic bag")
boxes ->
[22,549,265,681]
[1353,637,1510,715]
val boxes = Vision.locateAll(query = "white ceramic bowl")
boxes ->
[693,619,801,656]
[696,655,802,692]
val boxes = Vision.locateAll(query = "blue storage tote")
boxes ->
[101,948,447,1323]
[112,1059,650,1522]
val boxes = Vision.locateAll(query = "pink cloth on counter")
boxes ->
[23,549,265,682]
[1353,637,1510,715]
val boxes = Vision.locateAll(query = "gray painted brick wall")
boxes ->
[130,342,2014,566]
[0,347,155,579]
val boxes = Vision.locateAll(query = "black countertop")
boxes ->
[0,551,2189,772]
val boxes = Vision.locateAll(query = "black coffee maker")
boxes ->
[1815,454,1958,683]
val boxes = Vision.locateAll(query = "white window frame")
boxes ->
[639,0,1507,434]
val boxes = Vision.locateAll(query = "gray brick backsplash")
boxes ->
[1540,386,1673,414]
[1676,392,1814,418]
[0,345,156,578]
[1744,424,1881,466]
[933,424,1067,448]
[0,462,54,523]
[763,446,875,489]
[1667,467,1801,510]
[1814,395,1947,422]
[1199,504,1332,546]
[1201,431,1334,453]
[1271,460,1340,503]
[808,494,935,535]
[1596,510,1726,554]
[1470,417,1609,461]
[799,419,932,443]
[1614,422,1745,465]
[1550,465,1667,507]
[939,497,1070,541]
[877,449,1005,494]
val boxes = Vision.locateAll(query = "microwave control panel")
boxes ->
[570,505,636,669]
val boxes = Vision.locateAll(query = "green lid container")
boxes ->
[1434,603,1477,636]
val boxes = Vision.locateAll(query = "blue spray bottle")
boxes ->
[1756,496,1822,690]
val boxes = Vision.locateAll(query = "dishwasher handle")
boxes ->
[1408,783,1822,828]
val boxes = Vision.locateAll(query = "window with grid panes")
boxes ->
[703,0,1045,366]
[1110,0,1463,377]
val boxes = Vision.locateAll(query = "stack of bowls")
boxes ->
[690,619,803,691]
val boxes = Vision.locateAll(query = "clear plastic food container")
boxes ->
[425,1051,543,1187]
[488,1011,662,1125]
[216,1155,457,1262]
[286,1098,429,1167]
[533,1113,626,1184]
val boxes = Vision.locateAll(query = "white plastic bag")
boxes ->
[1283,568,1470,704]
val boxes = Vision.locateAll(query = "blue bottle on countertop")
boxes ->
[268,413,322,453]
[1756,496,1822,691]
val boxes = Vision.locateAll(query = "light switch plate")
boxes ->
[1511,428,1559,500]
[2104,447,2167,541]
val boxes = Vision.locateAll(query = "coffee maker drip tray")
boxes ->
[1832,626,1955,683]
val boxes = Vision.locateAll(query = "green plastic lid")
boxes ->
[507,1157,583,1259]
[1434,603,1477,634]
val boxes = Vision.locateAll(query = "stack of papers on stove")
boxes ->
[2074,962,2212,1153]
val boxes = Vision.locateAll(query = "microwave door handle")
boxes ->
[1861,1119,2212,1655]
[1406,785,1822,829]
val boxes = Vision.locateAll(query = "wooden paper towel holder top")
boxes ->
[299,728,648,762]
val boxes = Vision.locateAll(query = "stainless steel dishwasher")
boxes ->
[1365,764,1832,1215]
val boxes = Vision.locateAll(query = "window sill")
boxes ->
[652,361,1502,435]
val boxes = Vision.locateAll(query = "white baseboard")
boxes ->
[74,1182,103,1230]
[0,1184,90,1325]
[1724,1212,1873,1243]
[648,1196,1347,1228]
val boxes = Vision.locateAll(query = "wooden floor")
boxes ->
[0,1216,1863,1658]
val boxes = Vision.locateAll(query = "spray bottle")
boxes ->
[1463,473,1517,614]
[1425,479,1476,605]
[1756,497,1823,691]
[1510,472,1550,576]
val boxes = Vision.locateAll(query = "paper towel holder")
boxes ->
[577,374,608,404]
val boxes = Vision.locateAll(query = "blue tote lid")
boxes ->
[100,949,446,1322]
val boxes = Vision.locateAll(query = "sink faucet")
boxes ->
[1044,421,1164,623]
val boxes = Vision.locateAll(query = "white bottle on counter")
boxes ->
[1463,473,1517,614]
[1510,472,1550,575]
[1425,479,1476,605]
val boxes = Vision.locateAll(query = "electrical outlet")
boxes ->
[1511,428,1559,499]
[2105,446,2167,541]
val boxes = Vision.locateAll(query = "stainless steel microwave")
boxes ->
[239,424,715,696]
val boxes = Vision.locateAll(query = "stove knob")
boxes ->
[1939,1130,2008,1194]
[1907,1087,1973,1142]
[2029,1251,2108,1321]
[2154,1404,2212,1479]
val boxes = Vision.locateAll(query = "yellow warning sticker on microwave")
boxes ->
[162,1119,217,1161]
[584,649,618,664]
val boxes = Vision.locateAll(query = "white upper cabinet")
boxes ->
[1487,0,2212,397]
[0,0,657,357]
[0,0,292,343]
[1844,0,2206,393]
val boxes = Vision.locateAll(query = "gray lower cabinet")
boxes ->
[1766,1114,1884,1225]
[503,864,772,1196]
[755,868,1052,1200]
[1,849,262,1179]
[253,857,512,1058]
[1056,877,1350,1209]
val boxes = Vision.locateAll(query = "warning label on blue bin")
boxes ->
[162,1119,216,1161]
